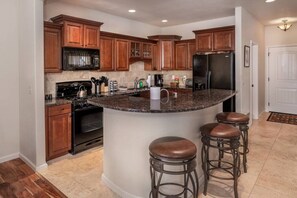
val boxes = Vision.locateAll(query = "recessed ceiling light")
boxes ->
[265,0,275,3]
[128,9,136,13]
[162,19,168,23]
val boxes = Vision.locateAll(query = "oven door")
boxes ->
[72,105,103,154]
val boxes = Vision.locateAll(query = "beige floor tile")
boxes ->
[250,185,296,198]
[38,112,297,198]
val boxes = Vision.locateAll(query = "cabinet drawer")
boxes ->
[48,104,71,116]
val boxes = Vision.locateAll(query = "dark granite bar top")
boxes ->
[88,89,236,113]
[45,98,72,107]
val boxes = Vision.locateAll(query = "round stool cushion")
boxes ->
[149,136,197,160]
[200,123,240,138]
[216,112,249,124]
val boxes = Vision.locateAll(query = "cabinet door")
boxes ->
[161,40,174,70]
[188,42,196,70]
[175,43,187,70]
[48,113,71,160]
[100,36,115,71]
[115,39,130,71]
[144,44,159,71]
[84,25,100,49]
[143,43,152,59]
[63,21,84,48]
[130,41,142,58]
[196,33,213,52]
[44,26,61,73]
[213,30,234,51]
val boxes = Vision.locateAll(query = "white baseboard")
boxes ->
[102,173,205,198]
[0,153,19,163]
[19,153,48,171]
[102,173,141,198]
[19,153,36,171]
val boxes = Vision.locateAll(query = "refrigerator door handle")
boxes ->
[207,71,211,89]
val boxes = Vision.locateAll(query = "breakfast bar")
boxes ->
[88,89,236,198]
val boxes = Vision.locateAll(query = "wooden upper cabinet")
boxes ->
[175,43,188,70]
[193,26,235,52]
[161,40,175,70]
[84,25,100,49]
[64,21,84,48]
[213,29,234,51]
[115,39,130,71]
[148,35,181,71]
[100,36,115,71]
[44,22,62,73]
[175,39,196,70]
[196,33,212,52]
[188,41,196,70]
[143,43,152,59]
[51,15,103,49]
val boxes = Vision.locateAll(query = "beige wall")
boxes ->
[19,0,46,169]
[44,1,161,38]
[235,7,265,116]
[265,22,297,46]
[0,0,20,163]
[161,16,235,39]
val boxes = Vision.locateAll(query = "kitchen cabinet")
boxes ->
[144,44,158,71]
[142,43,153,59]
[130,42,153,59]
[51,14,103,49]
[45,104,71,161]
[100,33,130,71]
[100,36,115,71]
[44,22,62,73]
[130,41,142,58]
[193,26,235,52]
[148,35,182,71]
[175,39,195,70]
[115,39,130,71]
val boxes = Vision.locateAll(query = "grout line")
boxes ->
[248,112,283,197]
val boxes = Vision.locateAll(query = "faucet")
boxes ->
[134,77,147,89]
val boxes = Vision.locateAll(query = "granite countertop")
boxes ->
[88,89,236,113]
[45,98,72,106]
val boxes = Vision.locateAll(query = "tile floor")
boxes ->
[39,112,297,198]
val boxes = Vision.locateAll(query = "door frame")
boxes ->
[250,40,259,120]
[266,44,297,113]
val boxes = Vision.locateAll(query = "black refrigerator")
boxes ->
[192,52,235,112]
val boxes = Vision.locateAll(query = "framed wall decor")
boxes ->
[244,45,250,67]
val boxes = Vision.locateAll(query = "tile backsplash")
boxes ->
[45,61,192,97]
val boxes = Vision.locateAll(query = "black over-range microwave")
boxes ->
[62,47,100,71]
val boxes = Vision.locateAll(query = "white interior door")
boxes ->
[268,46,297,114]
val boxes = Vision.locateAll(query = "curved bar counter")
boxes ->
[88,89,236,198]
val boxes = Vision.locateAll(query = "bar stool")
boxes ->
[200,123,241,198]
[149,136,199,198]
[216,112,249,173]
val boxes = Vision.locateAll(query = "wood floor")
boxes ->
[0,158,66,198]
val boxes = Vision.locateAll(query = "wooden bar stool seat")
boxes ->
[149,136,199,198]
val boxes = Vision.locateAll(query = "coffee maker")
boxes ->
[154,74,163,87]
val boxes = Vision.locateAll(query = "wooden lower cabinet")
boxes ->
[45,104,71,161]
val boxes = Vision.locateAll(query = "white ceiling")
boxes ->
[45,0,297,27]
